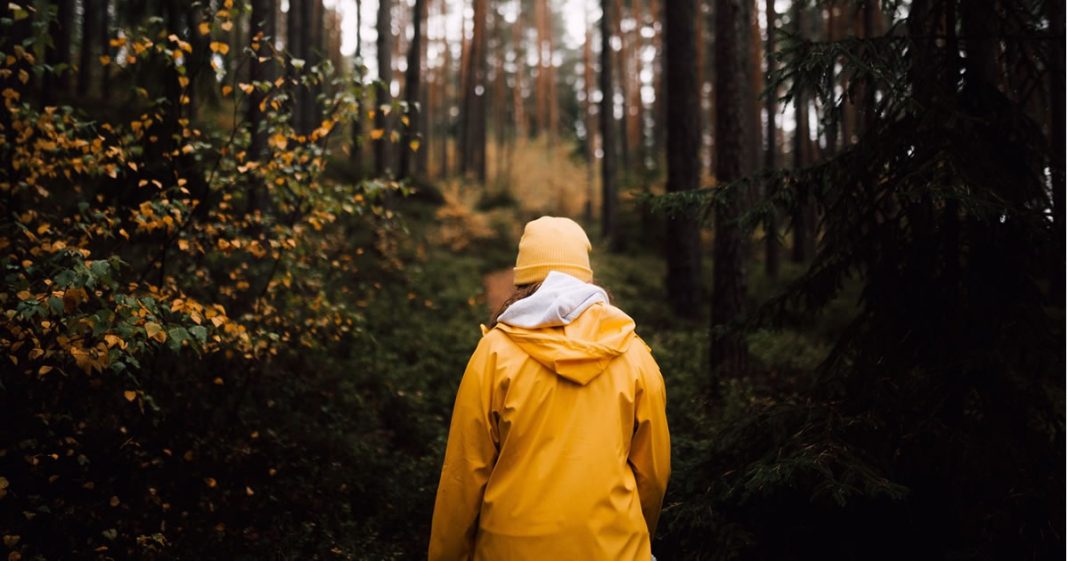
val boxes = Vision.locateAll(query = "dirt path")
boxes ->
[483,268,514,313]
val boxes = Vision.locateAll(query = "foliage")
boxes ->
[0,2,426,559]
[650,0,1064,559]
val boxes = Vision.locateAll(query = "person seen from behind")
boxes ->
[429,216,671,561]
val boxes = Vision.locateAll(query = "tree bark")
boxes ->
[351,0,365,173]
[710,0,752,378]
[790,4,813,263]
[459,0,488,182]
[583,17,596,224]
[45,0,75,100]
[398,0,426,179]
[600,0,619,248]
[100,0,111,98]
[77,0,96,97]
[287,0,304,132]
[664,0,703,319]
[763,0,779,279]
[374,0,393,176]
[248,0,276,161]
[1050,0,1066,304]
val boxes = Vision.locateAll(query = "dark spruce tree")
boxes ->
[655,0,1064,558]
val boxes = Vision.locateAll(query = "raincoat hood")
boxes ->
[494,271,636,385]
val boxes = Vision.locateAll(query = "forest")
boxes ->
[0,0,1063,559]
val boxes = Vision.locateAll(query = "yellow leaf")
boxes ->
[104,334,127,349]
[109,496,120,507]
[17,69,28,84]
[16,290,31,301]
[214,376,224,385]
[144,322,167,343]
[178,75,189,88]
[2,535,19,548]
[205,477,217,488]
[221,21,233,32]
[123,390,137,402]
[369,129,385,140]
[99,55,111,66]
[400,115,410,127]
[269,133,287,150]
[209,41,230,55]
[198,22,211,35]
[221,85,233,96]
[238,82,254,94]
[38,365,52,376]
[408,139,421,152]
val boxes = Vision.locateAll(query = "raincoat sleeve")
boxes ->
[628,346,671,539]
[429,336,500,561]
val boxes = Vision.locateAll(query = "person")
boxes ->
[428,216,671,561]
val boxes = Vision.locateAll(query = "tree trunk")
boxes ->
[374,0,393,176]
[77,0,96,97]
[439,1,451,178]
[710,0,752,378]
[600,0,619,248]
[583,18,596,224]
[100,0,111,98]
[648,0,665,168]
[248,0,276,161]
[398,0,426,180]
[302,0,322,135]
[288,0,304,132]
[664,0,703,319]
[351,0,365,173]
[614,0,630,172]
[1050,0,1066,304]
[459,0,487,182]
[790,4,813,263]
[45,0,75,100]
[763,0,779,279]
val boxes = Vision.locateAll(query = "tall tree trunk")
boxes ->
[763,0,779,279]
[511,10,528,140]
[648,0,665,168]
[710,0,753,378]
[439,0,451,178]
[374,0,393,176]
[77,0,96,97]
[1050,0,1066,304]
[398,0,426,179]
[790,4,813,263]
[417,0,430,177]
[302,0,321,135]
[45,0,75,100]
[351,0,365,173]
[664,0,703,319]
[460,0,487,182]
[287,0,304,132]
[99,0,111,98]
[583,17,596,224]
[248,0,276,161]
[600,0,619,247]
[631,0,647,169]
[614,0,630,171]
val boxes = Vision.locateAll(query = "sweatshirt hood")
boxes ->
[493,272,636,385]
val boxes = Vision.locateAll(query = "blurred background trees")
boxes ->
[1,0,1063,559]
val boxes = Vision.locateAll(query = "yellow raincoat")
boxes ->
[429,301,671,561]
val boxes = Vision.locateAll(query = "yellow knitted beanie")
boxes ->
[513,216,593,285]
